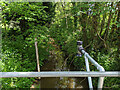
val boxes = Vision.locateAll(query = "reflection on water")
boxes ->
[41,77,59,88]
[31,77,88,89]
[31,53,88,89]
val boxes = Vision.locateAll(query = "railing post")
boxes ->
[84,55,93,89]
[98,66,105,89]
[77,41,105,90]
[77,41,93,89]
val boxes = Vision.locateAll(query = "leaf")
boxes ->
[117,23,120,28]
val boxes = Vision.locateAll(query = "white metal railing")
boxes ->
[0,41,120,90]
[84,54,93,89]
[0,71,119,78]
[82,50,105,89]
[77,41,104,89]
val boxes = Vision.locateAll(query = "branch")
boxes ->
[84,41,92,49]
[62,53,73,68]
[97,31,107,48]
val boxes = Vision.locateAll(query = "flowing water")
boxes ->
[30,60,88,89]
[30,50,88,89]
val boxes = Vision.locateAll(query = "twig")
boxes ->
[97,31,107,48]
[62,54,73,68]
[79,77,86,84]
[84,41,92,49]
[69,55,76,68]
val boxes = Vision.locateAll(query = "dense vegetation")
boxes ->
[0,1,120,88]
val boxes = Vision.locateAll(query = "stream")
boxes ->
[30,60,88,89]
[30,50,88,89]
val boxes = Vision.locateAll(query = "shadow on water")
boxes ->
[30,59,88,89]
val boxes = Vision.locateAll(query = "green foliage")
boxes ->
[2,77,34,88]
[91,48,120,88]
[72,56,85,70]
[1,2,55,88]
[1,2,119,89]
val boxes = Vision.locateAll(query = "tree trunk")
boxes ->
[103,3,113,41]
[72,2,77,28]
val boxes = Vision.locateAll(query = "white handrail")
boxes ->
[77,41,105,89]
[84,55,93,89]
[0,71,120,78]
[81,50,105,89]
